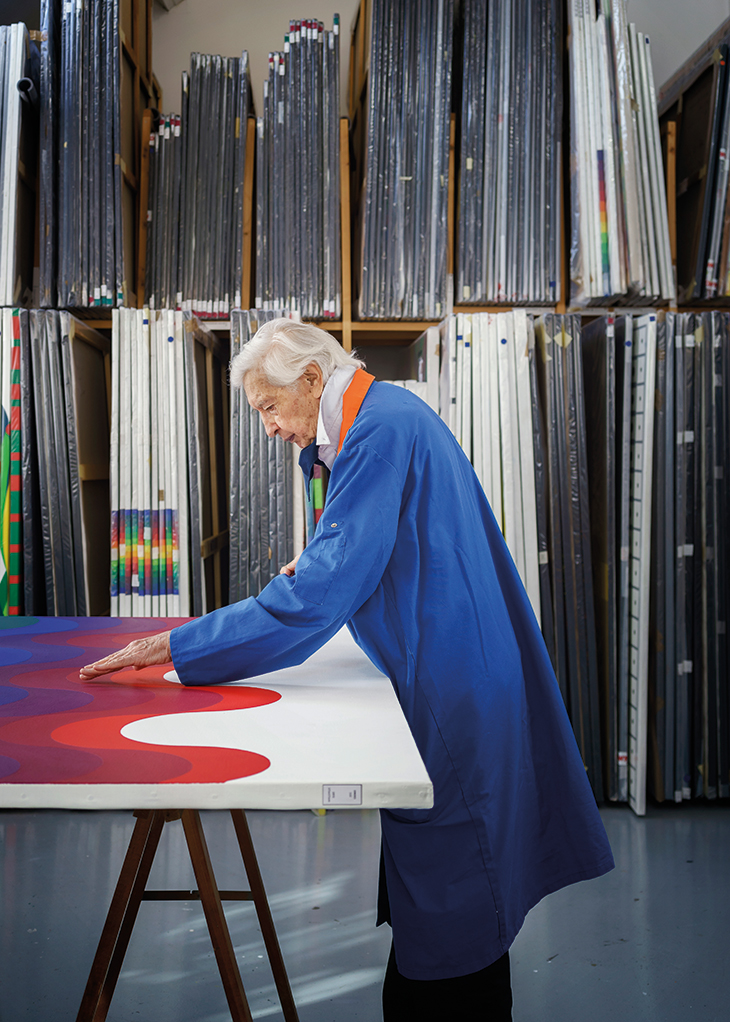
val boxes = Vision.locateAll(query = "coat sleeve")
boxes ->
[170,441,403,684]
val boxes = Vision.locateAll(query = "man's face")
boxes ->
[244,365,324,449]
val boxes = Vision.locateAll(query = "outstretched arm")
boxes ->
[171,441,402,685]
[79,630,173,680]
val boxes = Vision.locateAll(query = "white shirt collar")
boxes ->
[316,365,358,470]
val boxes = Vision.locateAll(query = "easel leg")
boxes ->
[181,809,254,1022]
[230,809,300,1022]
[76,810,166,1022]
[76,809,299,1022]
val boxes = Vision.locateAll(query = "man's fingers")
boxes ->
[79,652,138,679]
[80,644,138,673]
[79,631,173,681]
[279,552,302,576]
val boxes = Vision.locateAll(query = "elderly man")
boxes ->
[82,318,613,1021]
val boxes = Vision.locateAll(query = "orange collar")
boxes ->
[337,369,375,454]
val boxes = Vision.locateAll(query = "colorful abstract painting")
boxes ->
[0,617,278,786]
[0,618,432,812]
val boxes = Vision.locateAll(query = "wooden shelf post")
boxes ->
[241,117,257,312]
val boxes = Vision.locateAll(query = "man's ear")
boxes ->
[303,362,324,396]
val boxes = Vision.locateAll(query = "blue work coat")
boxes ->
[170,381,614,981]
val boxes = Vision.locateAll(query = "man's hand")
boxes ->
[79,630,173,680]
[279,551,303,577]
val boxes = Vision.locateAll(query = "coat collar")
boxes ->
[337,368,375,453]
[299,368,375,487]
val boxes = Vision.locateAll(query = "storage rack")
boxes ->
[115,0,161,309]
[1,4,703,617]
[658,15,730,308]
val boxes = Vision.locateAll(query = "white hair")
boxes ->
[229,318,365,389]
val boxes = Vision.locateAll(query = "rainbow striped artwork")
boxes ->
[567,1,674,304]
[597,150,610,295]
[111,309,190,616]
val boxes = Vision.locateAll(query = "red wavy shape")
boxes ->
[50,712,273,783]
[2,662,280,784]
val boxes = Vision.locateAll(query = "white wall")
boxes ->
[628,0,730,89]
[152,0,360,115]
[153,0,730,114]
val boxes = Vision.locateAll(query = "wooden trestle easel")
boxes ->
[75,809,299,1022]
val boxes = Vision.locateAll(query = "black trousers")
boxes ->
[382,943,513,1021]
[378,847,512,1021]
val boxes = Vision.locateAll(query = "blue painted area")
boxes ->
[0,755,20,779]
[0,648,32,667]
[0,618,79,635]
[4,643,84,665]
[0,686,94,717]
[0,685,27,707]
[0,618,145,637]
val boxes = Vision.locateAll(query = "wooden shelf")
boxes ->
[123,12,571,350]
[69,316,113,332]
[42,3,688,339]
[352,321,438,330]
[344,3,570,339]
[658,30,730,307]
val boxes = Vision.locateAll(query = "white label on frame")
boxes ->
[323,785,362,806]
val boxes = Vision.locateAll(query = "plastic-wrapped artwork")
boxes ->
[359,0,453,319]
[255,18,341,320]
[457,0,562,305]
[567,1,674,305]
[228,310,296,605]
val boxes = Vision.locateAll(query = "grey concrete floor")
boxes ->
[0,803,728,1021]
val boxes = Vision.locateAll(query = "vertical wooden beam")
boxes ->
[146,0,153,81]
[241,117,256,311]
[339,117,352,351]
[136,108,153,307]
[131,0,138,53]
[132,1,140,168]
